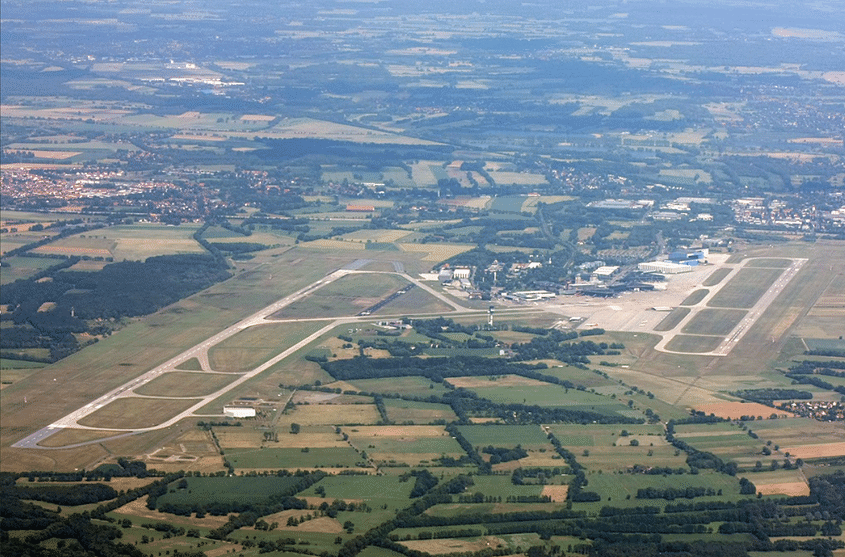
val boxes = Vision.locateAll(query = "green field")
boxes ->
[224,447,363,469]
[155,475,307,507]
[382,399,457,424]
[745,258,793,268]
[682,308,747,336]
[465,382,635,418]
[664,334,724,353]
[0,256,60,284]
[457,425,551,448]
[208,321,328,372]
[347,376,451,397]
[654,307,690,331]
[272,273,410,319]
[133,372,236,397]
[573,472,752,511]
[680,289,709,306]
[708,267,783,308]
[702,267,732,287]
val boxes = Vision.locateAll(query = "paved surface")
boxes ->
[652,258,806,356]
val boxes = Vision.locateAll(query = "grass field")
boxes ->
[208,322,328,372]
[272,273,409,319]
[708,267,783,308]
[346,376,451,397]
[457,425,551,448]
[574,472,750,511]
[344,425,465,466]
[132,372,237,397]
[76,397,201,429]
[681,308,747,336]
[680,289,709,306]
[664,334,724,353]
[382,399,457,424]
[745,258,793,268]
[654,307,690,331]
[224,446,363,469]
[155,475,306,507]
[702,267,732,286]
[0,256,60,284]
[37,428,127,448]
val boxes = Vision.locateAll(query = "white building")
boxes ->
[223,406,256,418]
[453,268,471,280]
[638,261,694,274]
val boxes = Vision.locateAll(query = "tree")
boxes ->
[290,423,300,434]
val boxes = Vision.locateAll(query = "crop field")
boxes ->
[457,425,551,448]
[29,223,206,261]
[382,399,457,424]
[224,446,363,469]
[490,195,532,213]
[347,376,451,397]
[460,381,633,417]
[343,425,464,466]
[723,418,845,461]
[707,267,784,308]
[0,255,59,283]
[702,267,732,286]
[76,397,201,429]
[574,472,749,511]
[279,404,381,426]
[681,308,748,335]
[155,475,306,508]
[693,402,793,420]
[271,273,409,319]
[487,171,548,186]
[397,241,475,261]
[208,321,328,372]
[664,334,724,353]
[300,475,415,510]
[132,372,237,397]
[654,307,691,331]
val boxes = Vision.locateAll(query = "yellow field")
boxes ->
[397,242,474,261]
[279,404,380,426]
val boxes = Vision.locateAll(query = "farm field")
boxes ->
[382,399,458,424]
[224,446,363,469]
[346,376,451,397]
[457,425,551,448]
[342,425,465,466]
